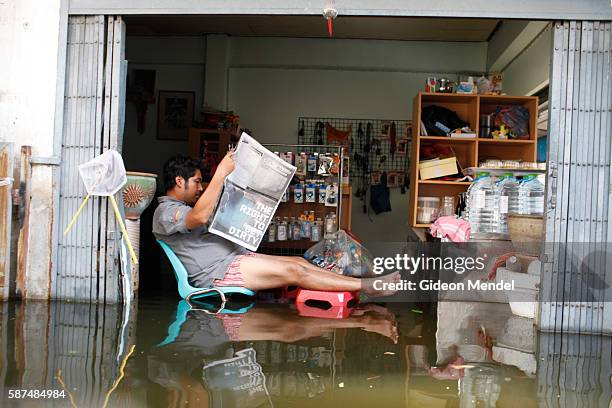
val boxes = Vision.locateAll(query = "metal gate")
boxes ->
[54,16,128,303]
[541,21,611,334]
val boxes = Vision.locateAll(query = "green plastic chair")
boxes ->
[156,239,256,303]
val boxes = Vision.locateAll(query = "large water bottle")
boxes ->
[467,172,499,236]
[518,174,545,215]
[497,173,520,234]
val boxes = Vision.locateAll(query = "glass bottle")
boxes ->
[277,217,287,241]
[311,219,322,241]
[268,220,276,243]
[291,217,301,240]
[325,213,337,238]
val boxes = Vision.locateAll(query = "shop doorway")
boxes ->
[116,15,555,298]
[54,14,611,336]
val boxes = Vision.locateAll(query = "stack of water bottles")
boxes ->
[465,172,544,238]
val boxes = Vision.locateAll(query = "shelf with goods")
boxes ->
[258,145,349,255]
[408,92,538,228]
[477,94,538,164]
[420,136,476,143]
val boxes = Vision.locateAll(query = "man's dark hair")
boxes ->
[163,155,202,191]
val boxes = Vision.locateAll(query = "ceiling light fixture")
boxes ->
[323,1,338,38]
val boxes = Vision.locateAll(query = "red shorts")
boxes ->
[215,314,242,341]
[213,252,257,287]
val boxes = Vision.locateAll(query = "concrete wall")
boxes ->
[227,37,487,243]
[0,0,64,299]
[122,36,206,185]
[0,0,62,155]
[502,25,552,96]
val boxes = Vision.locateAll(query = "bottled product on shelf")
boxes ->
[291,217,301,240]
[518,174,545,215]
[277,218,288,241]
[301,218,311,239]
[265,213,327,244]
[263,147,344,248]
[439,196,455,217]
[268,221,276,243]
[496,173,520,234]
[311,219,322,241]
[467,172,500,236]
[324,213,338,238]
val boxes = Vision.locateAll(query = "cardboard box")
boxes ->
[419,157,458,180]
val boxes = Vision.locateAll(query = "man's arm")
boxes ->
[185,152,234,230]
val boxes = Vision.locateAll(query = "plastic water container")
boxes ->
[497,173,520,234]
[467,172,499,235]
[518,174,545,215]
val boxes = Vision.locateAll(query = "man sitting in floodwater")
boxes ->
[153,153,399,295]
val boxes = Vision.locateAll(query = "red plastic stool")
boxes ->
[295,289,358,308]
[296,302,354,319]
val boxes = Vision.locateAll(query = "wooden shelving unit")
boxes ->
[408,92,538,228]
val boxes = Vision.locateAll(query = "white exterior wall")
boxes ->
[0,0,62,154]
[0,0,65,298]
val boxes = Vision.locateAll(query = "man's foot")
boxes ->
[362,271,401,297]
[360,313,399,343]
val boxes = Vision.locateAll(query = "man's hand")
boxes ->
[215,151,235,179]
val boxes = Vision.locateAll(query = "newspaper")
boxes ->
[209,132,296,251]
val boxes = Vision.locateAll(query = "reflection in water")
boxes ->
[0,299,609,407]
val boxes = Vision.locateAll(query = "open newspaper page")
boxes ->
[209,133,296,251]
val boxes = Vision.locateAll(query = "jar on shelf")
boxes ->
[416,197,440,224]
[439,196,455,217]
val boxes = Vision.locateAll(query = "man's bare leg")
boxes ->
[238,253,400,295]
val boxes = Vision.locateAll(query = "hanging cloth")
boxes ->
[370,171,392,214]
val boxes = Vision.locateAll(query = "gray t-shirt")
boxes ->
[153,196,250,288]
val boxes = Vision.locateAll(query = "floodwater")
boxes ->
[0,296,609,407]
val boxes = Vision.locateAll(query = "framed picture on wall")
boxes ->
[157,90,195,140]
[396,139,409,156]
[371,171,382,185]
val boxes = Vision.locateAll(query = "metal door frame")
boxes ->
[54,15,129,303]
[541,21,611,334]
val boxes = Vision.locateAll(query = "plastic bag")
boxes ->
[492,106,530,139]
[303,230,375,277]
[78,149,127,196]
